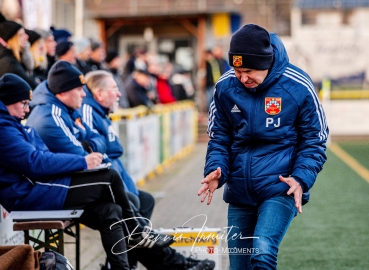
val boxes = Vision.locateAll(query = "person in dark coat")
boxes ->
[73,36,92,75]
[34,28,57,74]
[86,39,105,71]
[105,51,130,108]
[25,29,48,83]
[0,13,38,88]
[124,69,154,108]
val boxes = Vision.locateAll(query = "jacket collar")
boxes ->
[82,85,110,116]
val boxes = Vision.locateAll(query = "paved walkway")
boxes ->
[64,142,229,269]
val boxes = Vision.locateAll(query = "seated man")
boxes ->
[81,70,215,270]
[81,70,154,220]
[0,74,173,270]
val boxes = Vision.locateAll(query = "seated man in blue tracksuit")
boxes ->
[80,70,154,220]
[26,61,214,270]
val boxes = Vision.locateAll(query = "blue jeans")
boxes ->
[227,195,298,270]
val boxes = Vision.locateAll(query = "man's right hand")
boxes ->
[198,167,221,205]
[85,152,103,169]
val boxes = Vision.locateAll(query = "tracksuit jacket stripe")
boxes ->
[82,104,93,129]
[283,67,328,141]
[208,70,236,138]
[51,105,82,147]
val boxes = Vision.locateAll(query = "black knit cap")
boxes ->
[0,13,22,42]
[47,60,85,94]
[25,29,41,46]
[0,74,32,105]
[105,50,119,64]
[228,24,273,70]
[56,40,74,57]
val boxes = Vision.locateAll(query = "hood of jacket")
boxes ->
[0,101,17,124]
[251,33,289,92]
[30,80,81,119]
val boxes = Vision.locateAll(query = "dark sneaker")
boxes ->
[185,258,215,270]
[126,226,175,249]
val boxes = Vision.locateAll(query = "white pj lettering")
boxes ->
[266,118,280,127]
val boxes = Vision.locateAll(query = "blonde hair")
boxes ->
[85,70,113,95]
[7,34,21,62]
[30,39,47,69]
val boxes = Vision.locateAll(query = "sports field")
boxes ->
[278,141,369,270]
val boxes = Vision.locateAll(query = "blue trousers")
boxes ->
[227,195,297,270]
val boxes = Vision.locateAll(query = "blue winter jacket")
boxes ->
[206,34,328,206]
[26,81,107,156]
[0,102,86,211]
[79,86,139,195]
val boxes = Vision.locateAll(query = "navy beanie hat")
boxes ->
[0,74,32,105]
[0,13,22,42]
[56,40,73,57]
[47,61,85,94]
[50,26,72,43]
[228,24,273,70]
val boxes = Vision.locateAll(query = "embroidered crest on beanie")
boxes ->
[228,24,273,70]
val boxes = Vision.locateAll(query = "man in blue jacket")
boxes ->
[80,70,215,270]
[27,60,107,157]
[80,70,154,220]
[198,24,328,270]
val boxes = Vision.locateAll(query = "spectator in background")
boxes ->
[34,28,56,73]
[25,29,48,82]
[73,36,92,75]
[150,61,176,104]
[170,67,195,101]
[205,49,218,109]
[212,45,231,75]
[56,40,77,65]
[105,50,130,108]
[205,46,231,110]
[122,47,147,82]
[125,69,155,108]
[86,39,105,71]
[0,12,38,88]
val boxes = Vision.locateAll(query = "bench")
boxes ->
[9,210,83,270]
